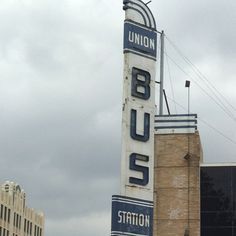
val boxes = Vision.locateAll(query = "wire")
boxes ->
[164,52,236,122]
[156,34,236,146]
[164,40,177,114]
[166,96,236,146]
[199,118,236,146]
[165,36,236,114]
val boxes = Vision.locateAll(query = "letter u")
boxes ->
[128,31,134,42]
[130,109,150,142]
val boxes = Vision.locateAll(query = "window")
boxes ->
[16,215,18,228]
[24,219,26,232]
[7,209,10,223]
[19,216,21,229]
[4,207,7,221]
[5,184,9,192]
[30,222,32,235]
[13,213,16,226]
[0,205,3,219]
[27,220,29,234]
[34,226,39,236]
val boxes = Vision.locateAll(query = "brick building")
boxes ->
[154,114,202,236]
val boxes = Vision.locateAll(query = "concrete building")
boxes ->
[0,181,44,236]
[154,114,202,236]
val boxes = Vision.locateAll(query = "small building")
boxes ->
[0,181,44,236]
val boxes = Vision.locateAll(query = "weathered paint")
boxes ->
[111,2,157,236]
[111,195,153,236]
[121,0,157,202]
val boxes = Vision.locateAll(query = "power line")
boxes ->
[164,41,177,114]
[160,34,236,148]
[164,52,236,122]
[166,96,236,146]
[165,36,236,114]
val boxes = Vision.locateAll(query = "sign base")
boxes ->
[111,195,153,236]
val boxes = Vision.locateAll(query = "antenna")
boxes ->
[184,80,191,236]
[185,80,190,114]
[185,80,191,156]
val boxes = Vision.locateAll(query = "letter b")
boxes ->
[131,67,150,100]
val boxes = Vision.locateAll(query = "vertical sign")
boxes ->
[121,0,157,202]
[112,1,157,236]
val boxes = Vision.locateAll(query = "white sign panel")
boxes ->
[121,0,157,201]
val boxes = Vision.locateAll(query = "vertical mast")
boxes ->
[159,30,165,115]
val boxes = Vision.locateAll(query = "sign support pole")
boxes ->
[159,30,164,115]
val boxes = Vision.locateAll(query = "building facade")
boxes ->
[0,181,44,236]
[201,164,236,236]
[154,114,202,236]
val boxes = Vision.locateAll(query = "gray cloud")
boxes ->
[0,0,235,236]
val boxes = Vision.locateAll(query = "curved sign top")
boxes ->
[123,0,156,30]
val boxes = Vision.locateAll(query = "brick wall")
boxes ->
[154,132,202,236]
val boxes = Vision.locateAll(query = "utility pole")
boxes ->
[159,30,165,115]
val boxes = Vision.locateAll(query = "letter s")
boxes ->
[129,153,149,186]
[118,211,122,223]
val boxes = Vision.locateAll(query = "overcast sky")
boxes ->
[0,0,235,235]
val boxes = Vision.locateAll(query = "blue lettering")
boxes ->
[130,109,150,142]
[132,67,150,100]
[129,153,149,186]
